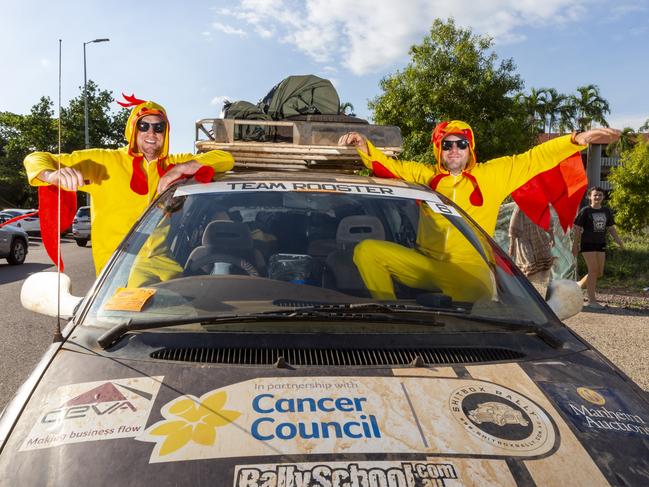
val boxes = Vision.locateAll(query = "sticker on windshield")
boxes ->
[21,376,163,451]
[174,180,453,208]
[137,376,555,464]
[425,200,461,217]
[103,287,157,312]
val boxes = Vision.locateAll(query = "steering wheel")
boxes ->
[185,252,260,277]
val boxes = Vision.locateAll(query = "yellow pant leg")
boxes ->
[353,240,493,302]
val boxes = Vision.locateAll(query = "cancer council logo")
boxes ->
[142,390,240,456]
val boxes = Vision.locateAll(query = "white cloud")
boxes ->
[213,0,590,75]
[40,58,50,68]
[212,22,247,37]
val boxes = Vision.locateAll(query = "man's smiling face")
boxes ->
[441,135,470,175]
[136,114,166,161]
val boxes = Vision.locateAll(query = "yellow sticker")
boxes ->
[103,287,157,312]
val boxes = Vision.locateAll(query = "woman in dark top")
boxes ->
[572,186,624,310]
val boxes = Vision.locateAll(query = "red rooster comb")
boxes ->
[117,93,146,108]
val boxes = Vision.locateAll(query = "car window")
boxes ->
[76,207,90,218]
[84,180,551,330]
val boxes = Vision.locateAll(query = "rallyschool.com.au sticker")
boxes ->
[137,376,556,464]
[234,461,460,487]
[539,382,649,438]
[21,376,163,451]
[449,382,555,452]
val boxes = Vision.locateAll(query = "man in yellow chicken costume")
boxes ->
[24,94,234,275]
[338,121,619,301]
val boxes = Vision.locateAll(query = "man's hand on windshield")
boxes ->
[574,128,621,145]
[338,132,369,155]
[158,160,201,193]
[39,167,85,191]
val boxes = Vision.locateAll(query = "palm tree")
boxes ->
[339,102,355,116]
[557,97,577,134]
[607,127,636,156]
[542,88,566,134]
[639,118,649,132]
[517,88,549,133]
[573,84,610,130]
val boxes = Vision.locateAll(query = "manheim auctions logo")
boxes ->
[450,382,553,452]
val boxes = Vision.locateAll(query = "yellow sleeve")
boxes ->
[23,148,117,190]
[357,141,436,186]
[167,150,234,173]
[481,135,586,199]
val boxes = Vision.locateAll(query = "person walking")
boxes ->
[572,186,624,310]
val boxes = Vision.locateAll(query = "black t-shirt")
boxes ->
[574,206,615,245]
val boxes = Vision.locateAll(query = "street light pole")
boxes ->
[83,38,109,150]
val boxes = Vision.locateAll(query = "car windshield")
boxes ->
[77,207,90,218]
[83,177,552,331]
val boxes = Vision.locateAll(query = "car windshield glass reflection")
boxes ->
[85,182,551,330]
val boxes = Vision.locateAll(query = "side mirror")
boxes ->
[546,279,583,321]
[21,272,83,319]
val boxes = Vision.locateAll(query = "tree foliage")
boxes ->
[608,140,649,232]
[0,82,128,207]
[369,18,536,162]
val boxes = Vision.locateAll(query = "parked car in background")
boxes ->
[5,173,649,485]
[0,222,28,264]
[0,209,39,235]
[72,206,91,247]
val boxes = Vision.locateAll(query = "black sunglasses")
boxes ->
[137,120,166,134]
[441,139,469,151]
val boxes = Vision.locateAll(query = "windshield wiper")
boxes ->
[96,305,445,350]
[453,314,563,348]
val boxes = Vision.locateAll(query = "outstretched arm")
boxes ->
[338,131,436,185]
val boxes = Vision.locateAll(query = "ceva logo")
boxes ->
[41,381,152,424]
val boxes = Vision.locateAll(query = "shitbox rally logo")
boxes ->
[21,377,162,451]
[449,382,555,452]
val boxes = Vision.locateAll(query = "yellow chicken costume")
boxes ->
[24,96,234,275]
[353,120,586,301]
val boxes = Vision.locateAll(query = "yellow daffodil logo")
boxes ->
[143,390,240,457]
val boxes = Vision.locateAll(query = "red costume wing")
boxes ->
[38,186,77,271]
[511,152,587,232]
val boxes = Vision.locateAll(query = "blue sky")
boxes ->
[2,0,648,153]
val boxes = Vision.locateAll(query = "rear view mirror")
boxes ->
[20,272,82,319]
[545,279,583,321]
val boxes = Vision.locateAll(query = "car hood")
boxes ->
[1,348,648,486]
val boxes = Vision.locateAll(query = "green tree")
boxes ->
[517,87,548,134]
[0,83,128,207]
[557,97,576,134]
[608,140,649,231]
[572,84,610,130]
[369,18,536,162]
[607,127,636,156]
[543,88,566,134]
[639,118,649,132]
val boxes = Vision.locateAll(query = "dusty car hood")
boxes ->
[1,349,648,486]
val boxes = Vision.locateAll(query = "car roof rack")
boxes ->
[195,118,402,173]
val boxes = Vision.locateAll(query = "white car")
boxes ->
[0,209,40,235]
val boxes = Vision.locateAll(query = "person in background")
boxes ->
[509,205,555,295]
[572,186,624,310]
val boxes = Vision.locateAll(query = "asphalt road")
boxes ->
[0,236,95,409]
[0,238,646,411]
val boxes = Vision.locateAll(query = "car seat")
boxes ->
[325,215,386,295]
[184,220,265,276]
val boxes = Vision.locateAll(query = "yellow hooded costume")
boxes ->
[353,121,586,301]
[24,97,234,275]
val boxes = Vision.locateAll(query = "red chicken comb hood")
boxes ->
[118,93,170,161]
[431,120,477,172]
